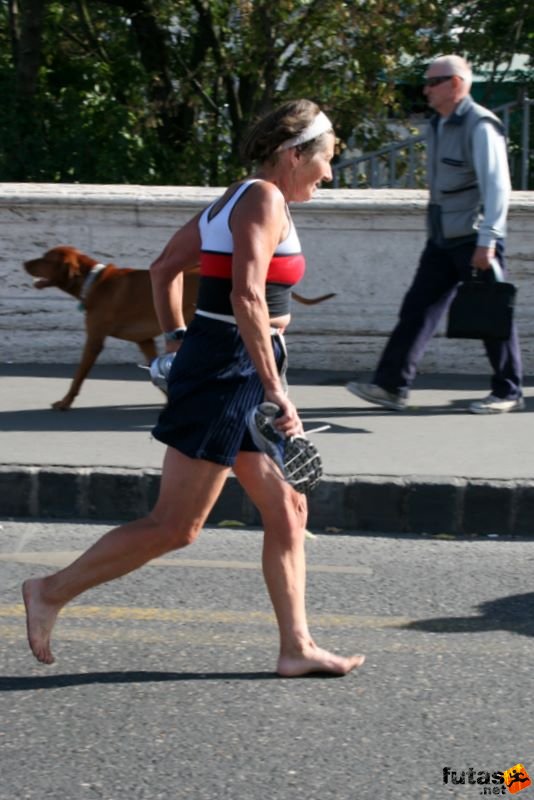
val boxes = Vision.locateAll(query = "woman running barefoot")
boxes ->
[23,99,365,677]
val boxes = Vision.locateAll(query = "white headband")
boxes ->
[278,111,333,151]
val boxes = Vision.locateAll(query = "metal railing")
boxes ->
[332,96,533,190]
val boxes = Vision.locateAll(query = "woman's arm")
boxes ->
[230,183,302,435]
[150,213,202,344]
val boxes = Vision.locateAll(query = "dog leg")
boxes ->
[137,338,159,365]
[53,336,105,410]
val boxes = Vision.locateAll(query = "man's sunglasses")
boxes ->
[425,75,455,87]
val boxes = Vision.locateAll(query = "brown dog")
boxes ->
[24,245,335,410]
[24,245,199,410]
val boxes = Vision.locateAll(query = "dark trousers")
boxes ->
[374,239,523,399]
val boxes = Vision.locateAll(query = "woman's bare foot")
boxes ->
[22,579,60,665]
[277,645,365,678]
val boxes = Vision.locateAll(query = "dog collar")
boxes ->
[78,263,107,309]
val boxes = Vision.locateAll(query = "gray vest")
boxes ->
[426,96,504,244]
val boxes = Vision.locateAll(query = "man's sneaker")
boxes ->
[346,381,407,411]
[469,394,525,414]
[246,402,323,494]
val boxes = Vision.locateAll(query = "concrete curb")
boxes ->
[1,465,533,537]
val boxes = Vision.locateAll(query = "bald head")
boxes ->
[424,54,472,116]
[428,55,472,92]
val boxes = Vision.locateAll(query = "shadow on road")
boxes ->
[0,406,160,433]
[0,669,344,691]
[402,591,534,638]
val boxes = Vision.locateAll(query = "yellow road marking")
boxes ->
[1,622,507,656]
[0,551,372,575]
[0,603,409,628]
[0,622,276,647]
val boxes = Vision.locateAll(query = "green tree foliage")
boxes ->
[405,0,534,188]
[429,0,533,94]
[0,0,531,185]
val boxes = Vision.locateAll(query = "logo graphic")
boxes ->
[442,764,532,795]
[503,764,532,794]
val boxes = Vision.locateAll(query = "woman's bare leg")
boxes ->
[23,448,230,664]
[233,452,365,677]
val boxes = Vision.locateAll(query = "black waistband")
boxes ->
[197,276,293,317]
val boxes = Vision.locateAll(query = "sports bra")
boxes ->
[197,179,306,318]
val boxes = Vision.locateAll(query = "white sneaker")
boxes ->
[346,381,407,411]
[246,402,323,494]
[148,353,176,392]
[469,394,525,414]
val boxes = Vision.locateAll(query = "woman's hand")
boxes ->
[264,390,304,437]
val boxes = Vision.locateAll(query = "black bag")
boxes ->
[446,263,517,341]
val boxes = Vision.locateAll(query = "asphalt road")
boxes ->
[1,520,533,800]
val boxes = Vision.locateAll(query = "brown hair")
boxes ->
[241,99,332,165]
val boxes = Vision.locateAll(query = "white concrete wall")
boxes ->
[1,183,533,373]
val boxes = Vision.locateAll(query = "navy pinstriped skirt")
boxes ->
[152,314,285,466]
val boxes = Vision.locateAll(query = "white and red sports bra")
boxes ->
[197,179,306,318]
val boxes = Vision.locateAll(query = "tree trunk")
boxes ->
[13,0,47,98]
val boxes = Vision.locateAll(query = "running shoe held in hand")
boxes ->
[247,402,325,494]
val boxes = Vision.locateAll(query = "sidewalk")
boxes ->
[1,363,533,535]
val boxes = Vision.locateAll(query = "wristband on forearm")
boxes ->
[164,327,187,342]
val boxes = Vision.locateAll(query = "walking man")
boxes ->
[348,54,523,414]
